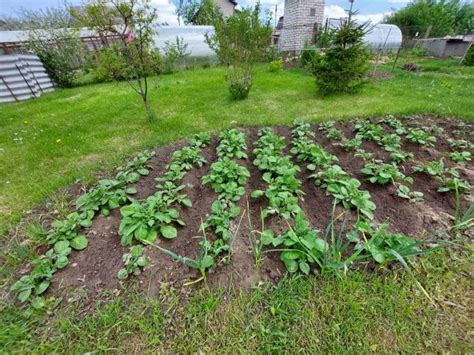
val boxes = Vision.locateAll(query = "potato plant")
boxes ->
[406,128,436,147]
[379,115,406,135]
[216,128,248,159]
[10,149,157,304]
[252,128,303,219]
[119,134,210,246]
[260,213,328,274]
[361,160,413,185]
[354,120,384,142]
[449,151,471,166]
[292,121,376,221]
[117,245,149,280]
[199,129,249,265]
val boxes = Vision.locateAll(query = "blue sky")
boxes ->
[0,0,412,24]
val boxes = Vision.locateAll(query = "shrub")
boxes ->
[205,3,272,99]
[163,36,191,74]
[227,66,252,100]
[93,45,162,82]
[301,46,317,69]
[462,45,474,66]
[269,59,283,72]
[312,15,369,95]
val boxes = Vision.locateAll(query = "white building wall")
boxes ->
[278,0,325,52]
[214,0,235,17]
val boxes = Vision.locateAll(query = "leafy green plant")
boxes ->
[353,223,434,264]
[216,129,248,159]
[380,115,406,135]
[202,157,250,201]
[335,137,362,151]
[449,151,471,166]
[390,150,414,164]
[436,177,472,193]
[269,58,283,72]
[361,160,413,185]
[119,197,184,246]
[354,120,383,142]
[447,138,473,150]
[76,177,137,217]
[261,213,328,274]
[312,166,376,220]
[397,185,424,202]
[117,245,149,280]
[205,3,272,99]
[354,149,374,161]
[413,159,457,177]
[380,134,401,152]
[47,212,90,251]
[406,128,436,147]
[252,128,303,219]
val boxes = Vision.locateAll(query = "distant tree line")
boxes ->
[384,0,474,38]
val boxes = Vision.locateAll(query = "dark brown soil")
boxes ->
[13,115,474,306]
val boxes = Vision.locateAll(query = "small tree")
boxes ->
[73,0,158,122]
[205,4,272,99]
[312,3,369,96]
[17,7,84,88]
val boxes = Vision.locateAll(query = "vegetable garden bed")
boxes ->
[10,115,473,306]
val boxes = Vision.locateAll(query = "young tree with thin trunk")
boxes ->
[73,0,158,122]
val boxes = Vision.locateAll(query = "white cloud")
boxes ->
[150,0,179,25]
[324,5,391,25]
[324,5,347,19]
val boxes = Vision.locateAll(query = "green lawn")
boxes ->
[0,57,473,352]
[1,60,474,235]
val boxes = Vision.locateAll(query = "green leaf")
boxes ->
[18,289,32,302]
[55,255,69,269]
[299,261,310,275]
[31,296,45,309]
[181,198,193,207]
[137,256,149,267]
[54,240,71,255]
[80,218,93,228]
[117,269,129,280]
[130,245,143,257]
[260,230,275,245]
[35,281,50,295]
[160,225,177,239]
[70,235,88,250]
[125,187,137,194]
[251,190,265,198]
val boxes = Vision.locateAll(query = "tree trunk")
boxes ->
[143,97,154,123]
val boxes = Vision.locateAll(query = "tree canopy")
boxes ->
[384,0,474,38]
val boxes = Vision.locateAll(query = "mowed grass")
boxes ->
[1,59,474,235]
[1,250,471,352]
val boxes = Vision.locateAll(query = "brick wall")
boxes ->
[278,0,325,52]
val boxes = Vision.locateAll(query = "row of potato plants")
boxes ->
[290,121,426,269]
[10,150,156,305]
[350,118,425,201]
[199,129,250,267]
[251,127,328,274]
[117,133,211,279]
